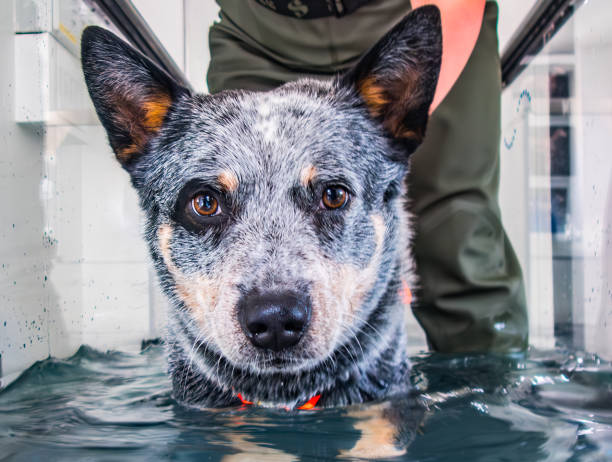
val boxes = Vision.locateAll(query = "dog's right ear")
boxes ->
[339,6,442,156]
[81,26,188,170]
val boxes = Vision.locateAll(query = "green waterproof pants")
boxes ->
[207,0,528,353]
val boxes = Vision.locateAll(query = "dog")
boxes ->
[81,5,441,453]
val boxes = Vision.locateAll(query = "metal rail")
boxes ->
[90,0,192,91]
[501,0,586,88]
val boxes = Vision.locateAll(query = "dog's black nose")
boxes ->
[238,291,311,351]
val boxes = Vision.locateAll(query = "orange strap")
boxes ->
[296,394,321,410]
[236,393,253,405]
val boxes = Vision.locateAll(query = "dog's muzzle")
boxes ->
[238,291,311,351]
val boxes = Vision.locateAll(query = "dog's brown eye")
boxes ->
[322,186,349,210]
[192,193,219,216]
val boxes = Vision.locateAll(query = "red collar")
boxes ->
[236,393,321,410]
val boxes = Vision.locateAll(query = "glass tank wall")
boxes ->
[499,0,612,357]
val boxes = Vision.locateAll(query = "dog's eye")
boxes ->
[191,193,220,216]
[321,186,349,210]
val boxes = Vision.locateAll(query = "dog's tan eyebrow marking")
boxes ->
[218,170,239,192]
[299,165,317,187]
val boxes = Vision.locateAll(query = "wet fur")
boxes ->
[81,7,441,411]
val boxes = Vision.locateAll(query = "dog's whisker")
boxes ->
[334,347,355,371]
[341,311,390,347]
[323,351,337,372]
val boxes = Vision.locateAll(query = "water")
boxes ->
[1,344,611,461]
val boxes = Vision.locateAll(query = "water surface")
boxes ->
[1,343,611,461]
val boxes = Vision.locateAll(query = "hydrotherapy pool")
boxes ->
[2,0,612,459]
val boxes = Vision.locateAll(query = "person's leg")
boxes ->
[409,1,528,353]
[206,0,528,353]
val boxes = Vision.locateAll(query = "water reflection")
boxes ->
[1,344,610,461]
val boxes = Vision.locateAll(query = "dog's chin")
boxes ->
[231,348,327,375]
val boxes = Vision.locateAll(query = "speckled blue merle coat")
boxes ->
[81,6,441,410]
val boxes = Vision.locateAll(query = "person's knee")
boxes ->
[413,196,511,286]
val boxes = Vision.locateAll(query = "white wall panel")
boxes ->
[0,0,166,387]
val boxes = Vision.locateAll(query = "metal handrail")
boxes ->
[501,0,586,88]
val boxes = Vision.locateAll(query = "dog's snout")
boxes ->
[238,291,311,351]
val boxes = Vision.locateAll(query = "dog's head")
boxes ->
[81,7,441,400]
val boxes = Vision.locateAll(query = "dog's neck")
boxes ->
[166,265,411,409]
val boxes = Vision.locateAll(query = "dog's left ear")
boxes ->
[340,6,442,155]
[81,26,189,171]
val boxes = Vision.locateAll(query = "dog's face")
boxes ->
[152,86,404,374]
[81,7,440,401]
